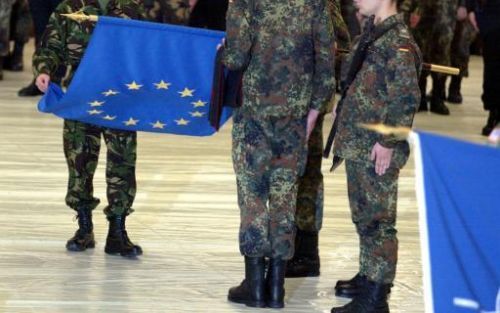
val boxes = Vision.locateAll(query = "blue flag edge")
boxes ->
[410,131,435,313]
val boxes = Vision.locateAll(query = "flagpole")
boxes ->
[336,48,460,76]
[60,13,99,23]
[358,123,412,140]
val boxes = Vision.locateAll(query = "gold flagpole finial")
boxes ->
[358,123,412,139]
[60,13,98,23]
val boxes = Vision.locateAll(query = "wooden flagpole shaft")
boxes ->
[60,13,99,23]
[335,48,460,76]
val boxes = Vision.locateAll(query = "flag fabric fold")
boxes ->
[38,16,232,136]
[412,131,500,313]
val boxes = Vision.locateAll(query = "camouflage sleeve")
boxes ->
[32,6,68,77]
[222,0,252,70]
[380,45,420,148]
[110,0,147,20]
[310,0,336,112]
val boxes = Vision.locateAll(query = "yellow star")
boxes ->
[126,81,143,90]
[88,100,105,107]
[123,117,139,126]
[88,109,103,115]
[102,89,119,96]
[154,80,171,90]
[151,120,166,129]
[175,118,190,126]
[192,100,207,107]
[179,88,195,97]
[103,115,116,121]
[189,111,205,117]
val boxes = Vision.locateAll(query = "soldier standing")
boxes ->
[223,0,335,308]
[408,0,460,115]
[33,0,150,258]
[467,0,500,136]
[447,2,476,104]
[330,0,421,311]
[286,0,350,279]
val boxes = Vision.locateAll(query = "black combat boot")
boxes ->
[447,76,463,104]
[335,273,392,298]
[104,214,143,257]
[335,273,367,298]
[18,81,44,97]
[267,258,286,309]
[228,256,266,308]
[285,230,320,277]
[430,75,450,115]
[4,41,24,71]
[482,110,499,136]
[66,208,95,251]
[331,280,390,313]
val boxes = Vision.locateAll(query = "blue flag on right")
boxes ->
[413,131,500,313]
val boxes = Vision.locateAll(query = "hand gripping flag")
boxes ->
[38,16,233,136]
[412,131,500,313]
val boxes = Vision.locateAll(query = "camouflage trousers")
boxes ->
[63,119,137,217]
[232,108,308,260]
[345,160,399,284]
[0,0,15,56]
[450,20,477,78]
[413,15,456,66]
[295,113,324,233]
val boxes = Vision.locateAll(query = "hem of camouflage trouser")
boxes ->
[68,199,100,212]
[365,273,396,285]
[239,253,294,261]
[103,206,135,217]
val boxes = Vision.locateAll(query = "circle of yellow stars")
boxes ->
[86,80,207,130]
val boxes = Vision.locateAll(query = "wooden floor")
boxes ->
[0,43,489,313]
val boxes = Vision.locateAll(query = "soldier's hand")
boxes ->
[189,0,198,10]
[36,74,51,93]
[488,126,500,146]
[306,109,320,142]
[457,6,467,21]
[370,142,393,176]
[469,12,479,32]
[217,38,226,50]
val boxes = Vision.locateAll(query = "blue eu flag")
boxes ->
[413,131,500,313]
[38,16,232,136]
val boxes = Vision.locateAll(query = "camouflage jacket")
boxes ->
[333,14,422,169]
[33,0,146,86]
[222,0,336,118]
[143,0,190,25]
